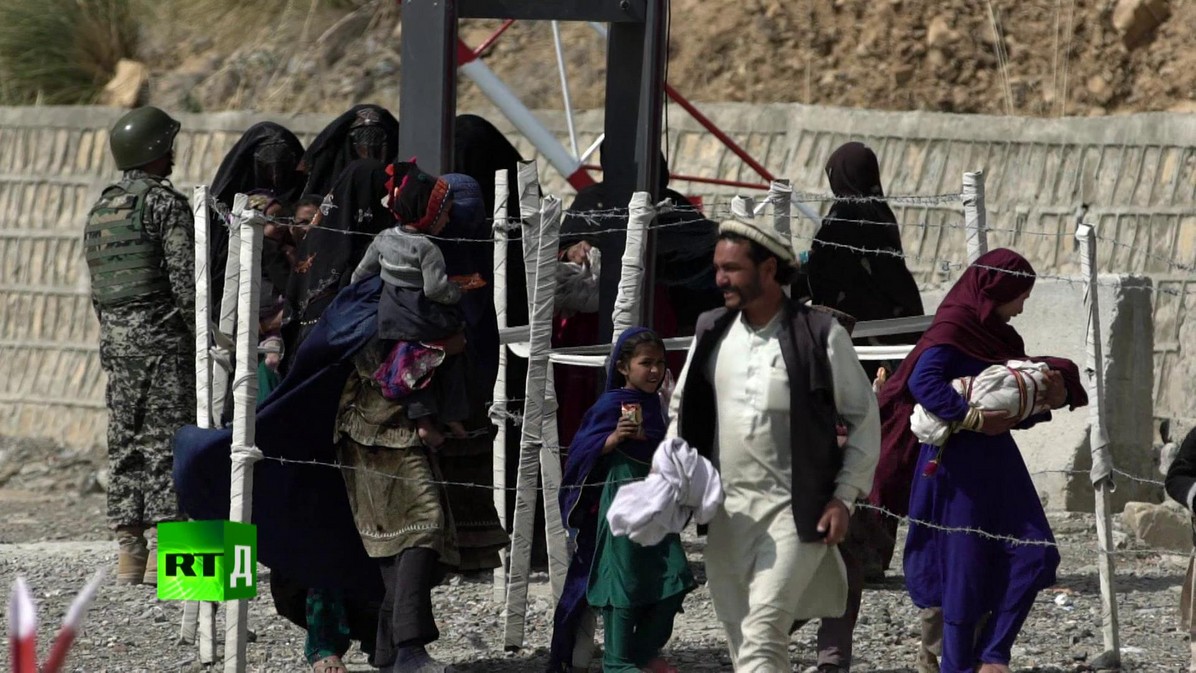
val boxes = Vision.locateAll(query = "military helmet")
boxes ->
[109,106,181,170]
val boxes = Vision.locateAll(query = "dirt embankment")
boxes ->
[138,0,1194,118]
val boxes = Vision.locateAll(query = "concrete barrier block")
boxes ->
[923,274,1158,513]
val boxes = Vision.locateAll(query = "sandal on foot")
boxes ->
[312,655,347,673]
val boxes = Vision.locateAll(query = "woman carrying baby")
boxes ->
[876,248,1087,673]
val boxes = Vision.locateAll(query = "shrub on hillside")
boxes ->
[0,0,138,105]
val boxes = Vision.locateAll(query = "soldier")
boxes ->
[84,106,197,585]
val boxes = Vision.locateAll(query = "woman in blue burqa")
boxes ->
[174,165,505,673]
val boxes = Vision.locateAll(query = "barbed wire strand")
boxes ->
[208,193,1196,275]
[239,452,1186,558]
[209,208,1185,300]
[493,407,1176,491]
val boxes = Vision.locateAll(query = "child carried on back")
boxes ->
[351,161,480,449]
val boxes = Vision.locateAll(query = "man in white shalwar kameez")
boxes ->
[668,205,881,672]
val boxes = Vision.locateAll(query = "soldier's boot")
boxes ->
[116,525,148,585]
[142,527,157,585]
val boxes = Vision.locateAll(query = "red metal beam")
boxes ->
[668,172,770,191]
[581,164,769,191]
[472,19,517,60]
[663,83,775,184]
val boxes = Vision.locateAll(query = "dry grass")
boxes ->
[0,0,138,105]
[0,0,359,106]
[142,0,383,58]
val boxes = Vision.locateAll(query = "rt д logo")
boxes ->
[156,521,257,601]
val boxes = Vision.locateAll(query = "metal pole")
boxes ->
[398,0,457,175]
[580,134,604,164]
[470,18,516,57]
[224,201,264,673]
[1076,216,1121,667]
[491,168,510,604]
[587,20,776,184]
[550,21,580,158]
[963,171,988,264]
[457,41,595,190]
[598,0,666,340]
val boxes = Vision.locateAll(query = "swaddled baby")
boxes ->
[911,360,1052,447]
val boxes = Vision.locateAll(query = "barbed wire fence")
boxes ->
[189,162,1192,668]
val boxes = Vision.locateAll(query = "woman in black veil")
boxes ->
[300,104,400,198]
[282,159,393,368]
[209,121,305,309]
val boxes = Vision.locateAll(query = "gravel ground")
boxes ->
[1,439,1191,672]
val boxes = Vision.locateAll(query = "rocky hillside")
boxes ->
[128,0,1194,118]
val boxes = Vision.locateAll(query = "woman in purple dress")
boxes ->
[879,248,1088,673]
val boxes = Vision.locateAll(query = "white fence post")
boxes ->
[491,169,511,604]
[192,186,214,431]
[611,192,653,339]
[222,199,266,673]
[224,200,264,673]
[1076,217,1121,667]
[767,180,795,293]
[962,171,988,263]
[536,199,569,604]
[211,202,243,427]
[180,187,214,650]
[186,192,246,663]
[504,161,543,650]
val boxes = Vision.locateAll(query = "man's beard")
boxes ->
[723,275,762,308]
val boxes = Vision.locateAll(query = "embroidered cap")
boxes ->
[717,195,796,265]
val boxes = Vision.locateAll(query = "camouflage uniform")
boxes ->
[86,169,197,530]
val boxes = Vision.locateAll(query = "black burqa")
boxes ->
[284,159,393,358]
[300,104,399,198]
[452,114,552,560]
[802,141,924,341]
[561,146,721,332]
[453,115,524,221]
[209,122,305,311]
[800,142,928,582]
[451,114,529,321]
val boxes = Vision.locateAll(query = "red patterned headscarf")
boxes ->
[385,160,451,232]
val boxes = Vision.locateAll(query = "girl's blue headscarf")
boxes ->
[560,326,665,529]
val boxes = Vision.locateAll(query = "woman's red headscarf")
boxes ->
[869,248,1088,515]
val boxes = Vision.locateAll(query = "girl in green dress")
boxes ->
[550,327,696,673]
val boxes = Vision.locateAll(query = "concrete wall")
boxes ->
[0,104,1192,462]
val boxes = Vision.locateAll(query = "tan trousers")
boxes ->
[707,508,834,672]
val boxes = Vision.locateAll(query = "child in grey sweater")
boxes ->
[351,162,472,449]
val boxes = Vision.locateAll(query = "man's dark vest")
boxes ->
[677,300,842,542]
[84,178,173,307]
